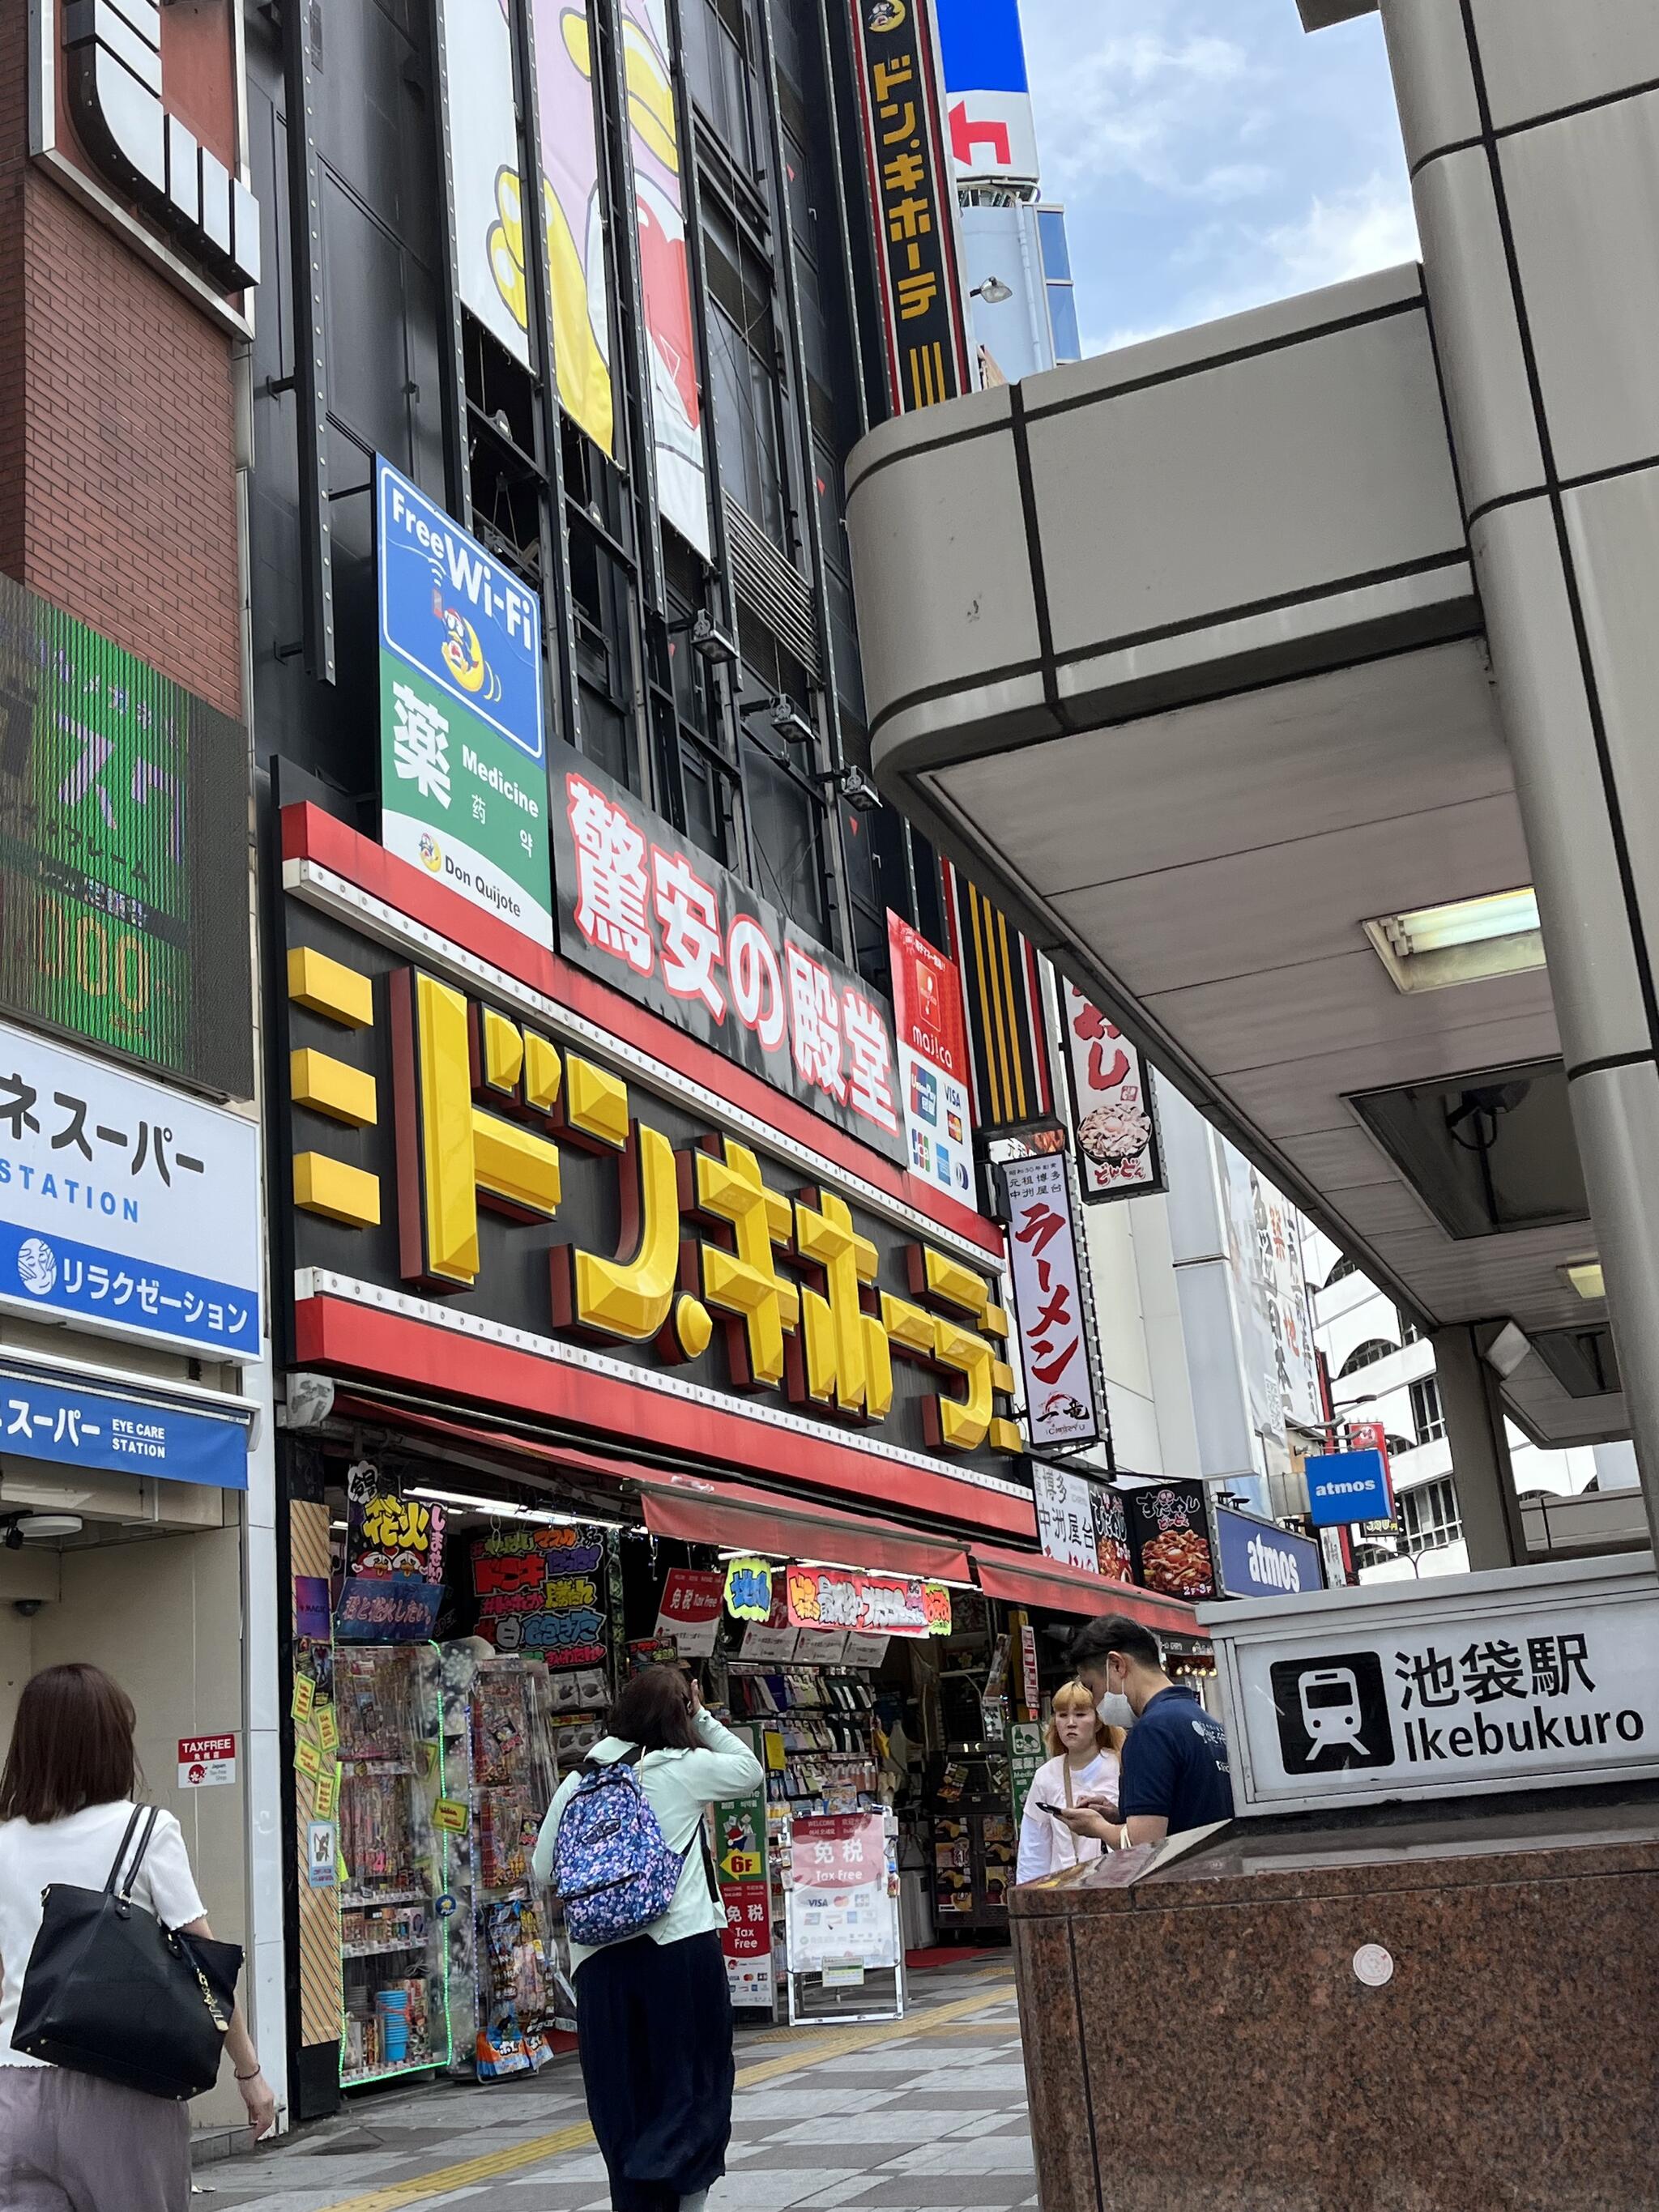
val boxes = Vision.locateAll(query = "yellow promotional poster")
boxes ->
[316,1703,339,1757]
[291,1673,315,1723]
[294,1737,322,1780]
[723,1558,774,1622]
[434,1797,471,1835]
[313,1763,339,1822]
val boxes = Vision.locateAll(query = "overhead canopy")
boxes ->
[329,1396,971,1583]
[970,1543,1203,1637]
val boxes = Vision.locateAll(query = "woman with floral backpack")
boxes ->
[534,1664,763,2212]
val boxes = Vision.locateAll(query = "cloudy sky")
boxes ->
[1020,0,1417,354]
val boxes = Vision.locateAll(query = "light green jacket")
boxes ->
[532,1708,765,1973]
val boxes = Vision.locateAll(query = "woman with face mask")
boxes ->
[1015,1681,1126,1884]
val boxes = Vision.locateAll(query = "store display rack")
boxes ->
[728,1664,879,1816]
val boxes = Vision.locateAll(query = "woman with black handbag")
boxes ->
[0,1663,276,2210]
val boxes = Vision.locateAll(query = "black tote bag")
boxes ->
[12,1805,244,2099]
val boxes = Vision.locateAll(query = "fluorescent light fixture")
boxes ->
[1561,1258,1605,1302]
[406,1483,636,1531]
[1364,888,1545,995]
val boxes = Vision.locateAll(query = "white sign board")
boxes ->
[441,0,532,369]
[177,1733,237,1788]
[1060,982,1163,1200]
[1208,1554,1659,1816]
[1002,1153,1099,1448]
[1034,1461,1099,1574]
[0,1022,261,1360]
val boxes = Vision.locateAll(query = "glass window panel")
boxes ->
[1047,283,1082,363]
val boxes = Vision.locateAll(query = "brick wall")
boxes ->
[0,21,241,719]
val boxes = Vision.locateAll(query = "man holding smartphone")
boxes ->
[1051,1615,1234,1849]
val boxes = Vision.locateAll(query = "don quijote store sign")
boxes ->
[1208,1554,1659,1818]
[275,805,1033,1534]
[31,0,260,327]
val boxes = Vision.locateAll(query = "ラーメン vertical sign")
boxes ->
[376,459,552,947]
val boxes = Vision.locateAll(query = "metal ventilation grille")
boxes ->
[727,503,821,681]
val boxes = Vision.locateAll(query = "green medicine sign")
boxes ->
[375,458,552,948]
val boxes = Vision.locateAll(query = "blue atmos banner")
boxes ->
[0,1370,248,1490]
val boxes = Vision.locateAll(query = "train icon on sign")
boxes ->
[1299,1667,1368,1759]
[1271,1652,1396,1775]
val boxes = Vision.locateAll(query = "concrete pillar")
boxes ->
[1430,1325,1525,1571]
[1380,0,1659,1546]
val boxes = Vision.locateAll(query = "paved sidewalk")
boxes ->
[193,1962,1033,2212]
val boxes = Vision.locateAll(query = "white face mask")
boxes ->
[1095,1690,1136,1731]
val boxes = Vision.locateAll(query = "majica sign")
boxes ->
[280,886,1021,1481]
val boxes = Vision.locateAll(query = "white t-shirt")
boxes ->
[1017,1750,1120,1885]
[0,1801,207,2065]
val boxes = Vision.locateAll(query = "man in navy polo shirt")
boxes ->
[1053,1615,1234,1849]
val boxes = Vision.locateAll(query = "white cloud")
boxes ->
[1026,23,1263,194]
[1265,174,1421,290]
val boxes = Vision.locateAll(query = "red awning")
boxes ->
[970,1543,1205,1637]
[328,1395,971,1583]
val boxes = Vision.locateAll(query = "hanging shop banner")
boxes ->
[0,576,254,1098]
[1211,1556,1659,1818]
[1305,1449,1393,1529]
[786,1566,951,1639]
[1060,981,1164,1201]
[335,1573,446,1643]
[282,863,1021,1490]
[786,1812,899,1971]
[1222,1146,1321,1447]
[655,1568,727,1657]
[471,1526,608,1663]
[1212,1505,1324,1601]
[1090,1484,1135,1584]
[0,1370,248,1490]
[532,0,616,454]
[376,458,552,949]
[0,1018,259,1358]
[714,1730,774,2008]
[620,0,711,556]
[441,0,533,369]
[935,0,1041,189]
[345,1464,447,1583]
[1033,1462,1100,1575]
[551,739,906,1165]
[1002,1153,1099,1450]
[886,913,975,1208]
[1124,1483,1217,1602]
[847,0,970,412]
[724,1558,775,1622]
[946,867,1054,1140]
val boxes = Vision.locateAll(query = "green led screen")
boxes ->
[0,578,254,1098]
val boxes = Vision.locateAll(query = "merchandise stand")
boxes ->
[334,1643,451,2086]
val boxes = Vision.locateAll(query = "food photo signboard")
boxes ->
[1060,981,1164,1200]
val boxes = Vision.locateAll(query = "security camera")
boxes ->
[837,766,882,812]
[691,611,740,667]
[12,1599,42,1618]
[769,697,818,748]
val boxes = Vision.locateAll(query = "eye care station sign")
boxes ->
[1205,1553,1659,1817]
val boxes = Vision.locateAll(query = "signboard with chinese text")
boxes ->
[0,1370,247,1490]
[335,1573,446,1644]
[847,0,971,413]
[887,913,975,1208]
[1002,1153,1099,1449]
[1212,1505,1323,1602]
[1124,1484,1216,1602]
[655,1567,726,1657]
[785,1812,899,1973]
[282,855,1021,1494]
[1090,1485,1134,1583]
[346,1462,446,1581]
[0,1018,259,1358]
[714,1728,774,2009]
[377,459,552,948]
[1034,1462,1099,1575]
[178,1734,237,1788]
[1209,1555,1659,1814]
[0,576,253,1097]
[551,741,905,1165]
[471,1527,608,1664]
[786,1566,951,1639]
[724,1558,774,1621]
[1060,982,1164,1201]
[935,0,1040,189]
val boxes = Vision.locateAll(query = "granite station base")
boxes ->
[1010,1783,1659,2212]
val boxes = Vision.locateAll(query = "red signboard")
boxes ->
[888,912,976,1208]
[789,1811,885,1891]
[655,1568,727,1657]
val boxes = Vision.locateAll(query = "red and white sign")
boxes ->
[789,1811,885,1892]
[947,91,1041,189]
[786,1566,952,1639]
[1019,1625,1040,1717]
[655,1569,727,1658]
[177,1734,237,1789]
[1002,1153,1100,1448]
[887,913,975,1209]
[1061,982,1163,1200]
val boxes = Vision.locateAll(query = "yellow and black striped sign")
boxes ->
[946,866,1055,1137]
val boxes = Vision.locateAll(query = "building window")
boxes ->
[1384,1435,1414,1462]
[682,0,757,173]
[1337,1337,1399,1379]
[1037,204,1080,363]
[705,208,789,549]
[1400,1316,1424,1345]
[1400,1476,1462,1554]
[1323,1252,1361,1289]
[1410,1375,1448,1446]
